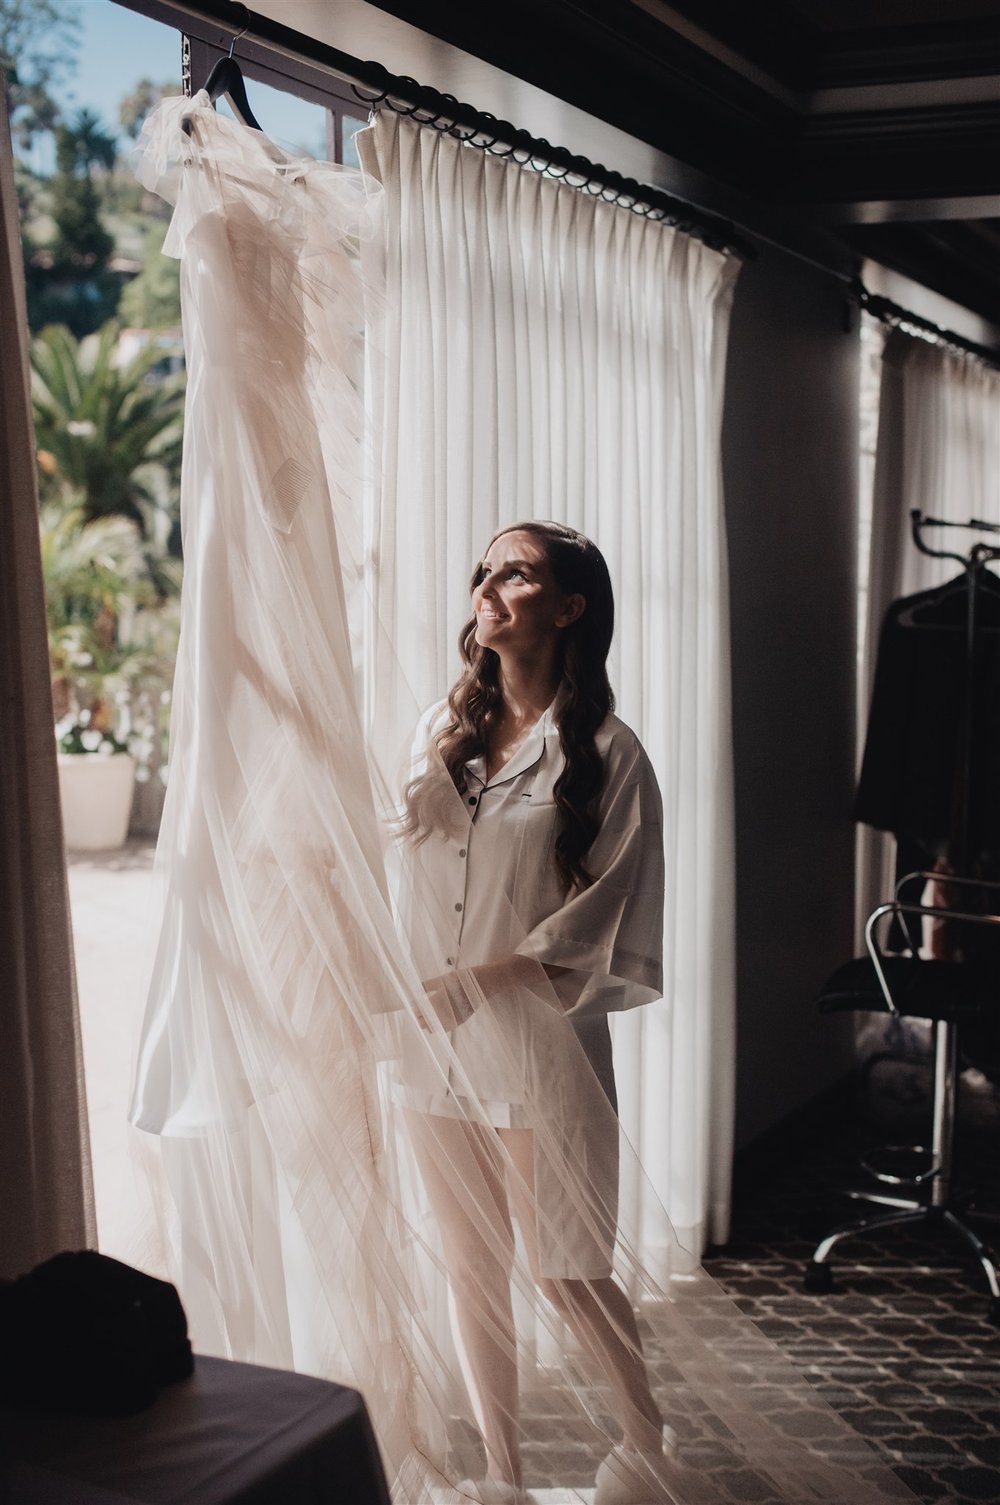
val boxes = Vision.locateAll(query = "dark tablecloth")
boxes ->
[2,1354,390,1505]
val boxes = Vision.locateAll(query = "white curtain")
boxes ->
[857,327,1000,937]
[357,112,739,1252]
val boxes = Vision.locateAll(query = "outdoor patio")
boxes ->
[69,839,157,1259]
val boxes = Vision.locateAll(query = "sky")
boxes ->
[34,0,363,162]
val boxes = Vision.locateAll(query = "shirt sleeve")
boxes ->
[514,726,664,1017]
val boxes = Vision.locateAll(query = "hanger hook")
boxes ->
[228,1,251,58]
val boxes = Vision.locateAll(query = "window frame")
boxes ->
[114,0,370,164]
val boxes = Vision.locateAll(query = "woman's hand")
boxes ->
[416,971,477,1031]
[415,957,583,1029]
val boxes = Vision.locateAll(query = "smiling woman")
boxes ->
[472,531,586,772]
[396,521,673,1502]
[408,523,618,890]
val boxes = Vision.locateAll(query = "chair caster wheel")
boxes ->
[804,1260,835,1293]
[988,1297,1000,1327]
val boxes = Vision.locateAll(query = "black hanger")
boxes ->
[898,510,1000,632]
[203,9,262,132]
[911,508,1000,566]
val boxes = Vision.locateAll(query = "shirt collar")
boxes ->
[466,699,560,790]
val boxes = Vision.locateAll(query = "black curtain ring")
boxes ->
[410,83,446,125]
[388,75,423,114]
[433,92,461,129]
[352,61,390,107]
[509,128,534,166]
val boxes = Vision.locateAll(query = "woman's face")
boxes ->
[471,529,583,654]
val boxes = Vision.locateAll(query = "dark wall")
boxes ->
[722,243,860,1149]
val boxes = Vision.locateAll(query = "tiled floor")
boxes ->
[705,1055,1000,1505]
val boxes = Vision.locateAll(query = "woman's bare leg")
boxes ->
[403,1112,522,1486]
[499,1127,665,1453]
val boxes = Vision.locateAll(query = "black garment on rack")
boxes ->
[856,568,1000,1077]
[855,570,1000,847]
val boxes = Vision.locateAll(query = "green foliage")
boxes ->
[11,77,57,147]
[23,108,120,333]
[118,224,181,329]
[54,106,117,177]
[10,32,179,335]
[49,157,114,266]
[119,78,177,141]
[42,499,151,703]
[40,497,180,738]
[31,320,184,534]
[0,0,79,147]
[41,498,151,632]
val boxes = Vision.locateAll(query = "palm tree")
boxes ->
[31,320,185,536]
[55,107,118,179]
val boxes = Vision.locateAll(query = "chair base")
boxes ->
[804,1201,1000,1323]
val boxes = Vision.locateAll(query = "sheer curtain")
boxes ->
[857,327,1000,936]
[0,88,95,1278]
[358,112,739,1252]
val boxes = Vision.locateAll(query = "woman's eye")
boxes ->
[509,569,526,580]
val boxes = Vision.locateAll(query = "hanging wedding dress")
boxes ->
[128,91,915,1505]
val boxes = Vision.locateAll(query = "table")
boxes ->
[2,1354,391,1505]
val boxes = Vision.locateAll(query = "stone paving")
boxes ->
[69,840,159,1258]
[68,848,1000,1502]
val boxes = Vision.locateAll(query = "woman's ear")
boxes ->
[556,594,586,628]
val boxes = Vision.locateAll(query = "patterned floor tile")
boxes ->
[701,1068,1000,1505]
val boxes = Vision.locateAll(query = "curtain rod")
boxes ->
[854,283,1000,373]
[121,0,754,257]
[728,221,1000,372]
[346,62,755,258]
[117,0,1000,366]
[746,215,1000,371]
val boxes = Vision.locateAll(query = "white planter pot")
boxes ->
[57,752,136,852]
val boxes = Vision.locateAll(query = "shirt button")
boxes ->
[446,956,455,966]
[458,847,467,858]
[454,901,463,912]
[468,797,477,807]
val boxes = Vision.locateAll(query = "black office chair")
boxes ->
[804,872,1000,1323]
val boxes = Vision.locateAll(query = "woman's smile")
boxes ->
[471,529,567,650]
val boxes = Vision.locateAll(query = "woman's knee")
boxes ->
[537,1274,584,1317]
[446,1228,516,1293]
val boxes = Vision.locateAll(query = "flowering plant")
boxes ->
[40,500,180,772]
[56,709,131,757]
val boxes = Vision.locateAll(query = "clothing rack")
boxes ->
[909,507,1000,873]
[805,510,1000,1314]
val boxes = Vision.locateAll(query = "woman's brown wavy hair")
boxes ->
[402,521,615,891]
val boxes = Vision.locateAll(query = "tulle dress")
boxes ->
[127,92,917,1505]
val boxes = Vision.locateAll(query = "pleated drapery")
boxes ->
[857,327,1000,938]
[0,87,95,1278]
[358,113,740,1253]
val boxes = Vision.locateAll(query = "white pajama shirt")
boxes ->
[397,700,665,1275]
